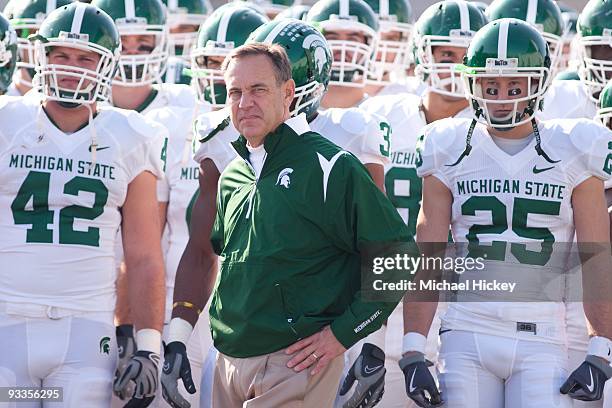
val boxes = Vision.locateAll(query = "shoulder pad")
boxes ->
[334,107,369,135]
[125,109,165,139]
[196,108,233,143]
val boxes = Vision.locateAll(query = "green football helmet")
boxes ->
[460,18,551,128]
[485,0,564,71]
[0,13,17,94]
[577,0,612,103]
[306,0,379,87]
[238,0,296,19]
[274,4,311,21]
[363,0,413,85]
[247,19,332,119]
[191,4,268,107]
[413,0,488,98]
[470,1,488,13]
[163,0,213,61]
[596,80,612,129]
[6,0,76,87]
[30,2,121,105]
[92,0,168,86]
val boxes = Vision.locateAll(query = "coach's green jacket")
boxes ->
[210,114,410,358]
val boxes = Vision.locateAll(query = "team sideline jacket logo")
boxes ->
[276,168,294,188]
[99,337,110,354]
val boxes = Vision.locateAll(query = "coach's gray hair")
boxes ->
[221,43,292,85]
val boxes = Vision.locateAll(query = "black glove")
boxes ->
[561,355,612,401]
[399,352,443,408]
[113,350,160,408]
[161,341,197,408]
[114,325,137,400]
[339,343,386,408]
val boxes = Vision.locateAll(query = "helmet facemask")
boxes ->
[292,79,326,119]
[114,19,169,86]
[596,107,612,129]
[13,24,41,86]
[321,18,377,87]
[167,12,206,62]
[463,65,551,128]
[367,19,412,85]
[34,35,118,106]
[579,34,612,103]
[415,31,473,98]
[190,43,229,108]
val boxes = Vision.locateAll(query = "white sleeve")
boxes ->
[125,124,167,183]
[415,126,452,188]
[351,110,391,166]
[569,121,612,187]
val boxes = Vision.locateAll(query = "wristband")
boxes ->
[136,329,162,353]
[588,336,612,361]
[172,301,202,315]
[402,332,427,354]
[167,317,194,345]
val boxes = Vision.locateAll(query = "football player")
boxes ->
[0,12,17,96]
[163,0,212,62]
[306,0,391,191]
[3,0,75,97]
[362,0,414,96]
[349,2,488,407]
[558,3,580,72]
[273,3,311,20]
[402,18,612,408]
[0,3,166,407]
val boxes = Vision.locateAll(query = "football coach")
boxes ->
[165,42,411,407]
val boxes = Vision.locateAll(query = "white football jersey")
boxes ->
[4,83,21,97]
[0,95,166,312]
[193,107,239,173]
[417,118,612,343]
[539,80,597,120]
[310,108,391,166]
[361,93,472,236]
[400,76,428,97]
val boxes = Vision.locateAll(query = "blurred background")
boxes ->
[0,0,591,17]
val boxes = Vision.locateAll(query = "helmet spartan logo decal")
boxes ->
[99,336,111,354]
[303,34,328,76]
[276,168,294,188]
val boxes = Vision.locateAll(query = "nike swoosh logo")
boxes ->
[409,369,417,393]
[89,145,110,152]
[586,367,595,393]
[532,165,554,174]
[364,364,382,375]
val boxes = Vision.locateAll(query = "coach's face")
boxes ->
[225,54,295,145]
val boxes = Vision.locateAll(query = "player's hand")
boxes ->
[399,352,443,408]
[161,341,197,408]
[286,325,347,375]
[339,343,386,408]
[561,355,612,401]
[113,350,160,408]
[114,324,137,400]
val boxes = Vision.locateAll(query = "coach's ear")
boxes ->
[283,78,296,113]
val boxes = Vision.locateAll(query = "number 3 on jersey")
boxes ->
[379,122,391,158]
[11,170,109,246]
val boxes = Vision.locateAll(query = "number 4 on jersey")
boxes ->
[11,170,109,247]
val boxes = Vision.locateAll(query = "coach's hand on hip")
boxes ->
[286,325,346,375]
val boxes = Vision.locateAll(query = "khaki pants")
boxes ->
[213,348,343,408]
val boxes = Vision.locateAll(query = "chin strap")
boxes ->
[446,117,477,167]
[531,118,560,164]
[85,103,98,168]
